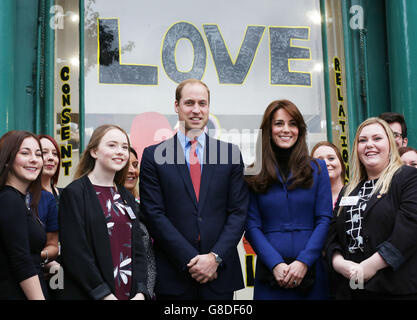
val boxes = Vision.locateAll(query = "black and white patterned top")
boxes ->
[346,179,377,253]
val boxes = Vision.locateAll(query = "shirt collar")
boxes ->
[177,130,206,150]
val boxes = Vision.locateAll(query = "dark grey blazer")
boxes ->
[58,175,149,300]
[325,165,417,298]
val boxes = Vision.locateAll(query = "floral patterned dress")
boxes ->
[94,185,132,300]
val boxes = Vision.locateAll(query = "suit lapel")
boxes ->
[362,191,384,217]
[174,134,198,208]
[198,135,215,212]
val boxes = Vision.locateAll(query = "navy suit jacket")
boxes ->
[139,133,249,295]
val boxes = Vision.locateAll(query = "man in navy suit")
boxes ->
[139,79,249,300]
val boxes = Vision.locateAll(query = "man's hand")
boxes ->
[187,254,219,284]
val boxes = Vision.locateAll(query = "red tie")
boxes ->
[189,140,201,201]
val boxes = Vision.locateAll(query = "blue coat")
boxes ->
[245,159,332,300]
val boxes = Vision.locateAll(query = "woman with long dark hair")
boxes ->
[245,100,332,299]
[0,131,46,299]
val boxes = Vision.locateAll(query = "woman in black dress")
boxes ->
[0,131,46,299]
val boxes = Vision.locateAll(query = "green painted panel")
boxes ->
[341,0,390,143]
[0,0,15,135]
[341,0,360,147]
[386,0,417,147]
[362,0,390,118]
[44,0,55,136]
[14,0,39,133]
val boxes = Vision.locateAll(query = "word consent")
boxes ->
[60,66,73,176]
[98,19,312,86]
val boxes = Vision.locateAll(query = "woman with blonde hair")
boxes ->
[325,117,417,299]
[58,124,149,300]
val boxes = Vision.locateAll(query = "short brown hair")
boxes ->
[399,146,417,157]
[175,78,210,103]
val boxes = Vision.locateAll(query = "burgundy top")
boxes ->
[94,185,132,300]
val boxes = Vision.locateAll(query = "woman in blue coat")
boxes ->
[245,100,332,300]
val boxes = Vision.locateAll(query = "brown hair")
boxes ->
[38,134,61,186]
[74,124,130,185]
[311,141,346,184]
[0,130,17,150]
[0,131,43,216]
[175,78,210,103]
[245,99,316,193]
[398,146,417,157]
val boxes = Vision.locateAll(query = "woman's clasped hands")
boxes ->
[332,252,381,285]
[273,260,308,289]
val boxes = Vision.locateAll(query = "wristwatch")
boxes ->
[211,252,223,265]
